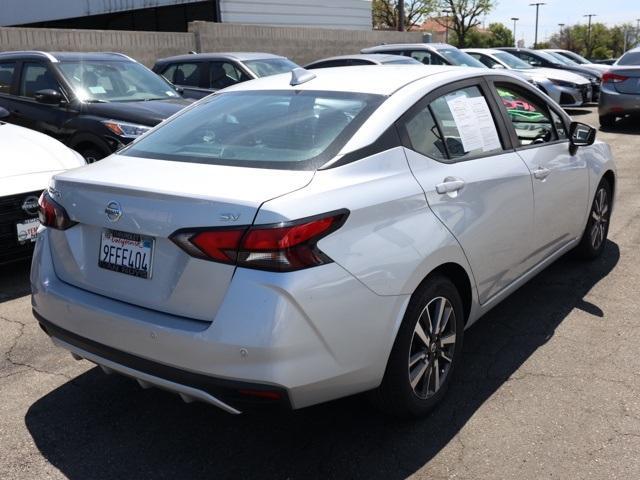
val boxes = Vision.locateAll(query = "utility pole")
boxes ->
[511,17,519,47]
[529,3,546,48]
[584,13,596,58]
[558,23,565,49]
[443,9,451,44]
[398,0,405,31]
[636,19,640,48]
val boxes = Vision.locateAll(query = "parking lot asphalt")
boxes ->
[1,106,639,480]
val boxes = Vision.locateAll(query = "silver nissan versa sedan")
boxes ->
[32,65,616,417]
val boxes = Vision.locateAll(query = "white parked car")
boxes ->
[0,107,85,264]
[32,66,615,417]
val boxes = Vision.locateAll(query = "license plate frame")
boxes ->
[16,218,40,244]
[98,229,154,279]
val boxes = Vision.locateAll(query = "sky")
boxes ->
[482,0,640,47]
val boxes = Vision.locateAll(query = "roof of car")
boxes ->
[0,51,136,63]
[463,48,504,55]
[305,53,417,66]
[218,64,514,96]
[361,43,456,53]
[155,52,287,64]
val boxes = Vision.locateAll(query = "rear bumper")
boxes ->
[35,311,289,413]
[31,228,408,412]
[598,87,640,117]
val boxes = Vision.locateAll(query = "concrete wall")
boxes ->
[0,27,195,66]
[190,21,424,65]
[0,22,427,68]
[219,0,372,30]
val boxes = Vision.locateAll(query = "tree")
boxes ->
[372,0,435,30]
[431,0,496,47]
[547,22,634,60]
[486,22,514,47]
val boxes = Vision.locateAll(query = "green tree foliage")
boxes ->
[460,22,514,48]
[547,22,639,60]
[372,0,436,30]
[431,0,496,47]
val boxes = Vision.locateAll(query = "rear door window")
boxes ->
[161,62,204,87]
[405,50,445,65]
[209,61,250,89]
[0,62,15,94]
[19,63,61,98]
[428,86,503,161]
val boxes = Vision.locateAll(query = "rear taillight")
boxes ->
[170,210,348,272]
[38,191,76,230]
[602,72,629,84]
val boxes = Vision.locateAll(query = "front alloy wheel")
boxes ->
[577,178,612,259]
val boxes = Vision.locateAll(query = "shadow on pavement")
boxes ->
[599,115,640,135]
[566,108,592,117]
[0,259,31,304]
[25,242,620,480]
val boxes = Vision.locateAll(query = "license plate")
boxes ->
[98,229,154,279]
[16,218,40,244]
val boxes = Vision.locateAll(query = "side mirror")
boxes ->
[0,106,8,119]
[34,89,63,105]
[529,60,541,67]
[569,121,596,147]
[491,63,506,69]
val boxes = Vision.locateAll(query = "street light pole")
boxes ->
[529,3,546,48]
[584,13,596,58]
[558,23,565,49]
[511,17,519,47]
[636,19,640,48]
[443,9,451,44]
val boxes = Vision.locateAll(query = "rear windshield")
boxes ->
[617,52,640,66]
[121,90,384,170]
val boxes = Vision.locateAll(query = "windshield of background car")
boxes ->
[563,51,590,64]
[493,52,532,69]
[436,49,485,67]
[533,50,563,64]
[57,61,180,102]
[121,90,384,170]
[617,52,640,66]
[243,58,299,77]
[547,52,578,65]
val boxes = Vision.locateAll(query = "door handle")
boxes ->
[533,167,551,180]
[435,177,465,195]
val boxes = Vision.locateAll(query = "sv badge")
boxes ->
[219,213,240,222]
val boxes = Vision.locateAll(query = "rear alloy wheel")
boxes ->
[371,275,464,417]
[577,178,612,259]
[599,114,616,129]
[408,296,457,399]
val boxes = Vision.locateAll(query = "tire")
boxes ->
[599,114,615,129]
[576,178,612,260]
[370,274,464,418]
[78,146,106,164]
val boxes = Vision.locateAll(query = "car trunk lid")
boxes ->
[609,67,640,94]
[47,155,314,321]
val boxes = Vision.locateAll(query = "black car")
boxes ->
[153,52,300,100]
[0,51,192,162]
[497,47,602,100]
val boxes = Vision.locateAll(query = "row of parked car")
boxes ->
[1,42,637,268]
